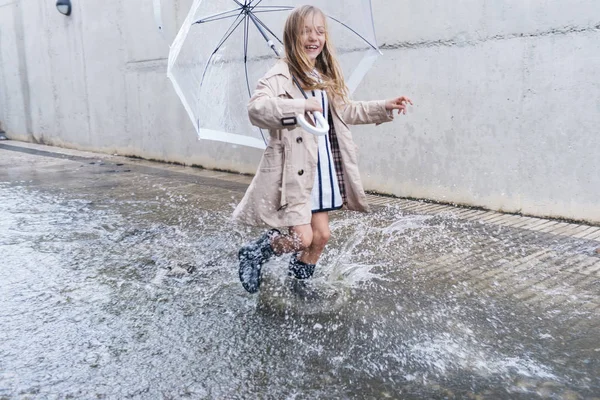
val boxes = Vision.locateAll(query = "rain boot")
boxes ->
[288,252,316,280]
[238,229,280,293]
[287,253,319,300]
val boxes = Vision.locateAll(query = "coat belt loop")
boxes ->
[279,145,287,210]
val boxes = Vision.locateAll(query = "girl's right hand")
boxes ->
[305,98,323,113]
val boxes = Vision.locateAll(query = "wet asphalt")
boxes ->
[0,141,599,399]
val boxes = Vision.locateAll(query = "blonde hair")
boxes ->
[283,5,349,103]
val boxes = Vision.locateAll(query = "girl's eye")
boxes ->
[301,28,325,35]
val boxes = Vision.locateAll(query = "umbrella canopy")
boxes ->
[168,0,381,149]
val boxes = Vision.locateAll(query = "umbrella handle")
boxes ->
[296,112,329,136]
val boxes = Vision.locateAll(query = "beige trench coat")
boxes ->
[232,60,393,228]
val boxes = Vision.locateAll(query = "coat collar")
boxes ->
[264,60,344,121]
[264,60,303,99]
[263,59,292,80]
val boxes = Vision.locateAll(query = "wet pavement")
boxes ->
[0,141,599,399]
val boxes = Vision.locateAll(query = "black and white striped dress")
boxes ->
[309,88,343,213]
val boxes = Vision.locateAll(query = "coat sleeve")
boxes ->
[247,77,306,130]
[340,99,394,126]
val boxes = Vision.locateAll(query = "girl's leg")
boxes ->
[272,212,329,261]
[288,212,330,280]
[299,212,330,264]
[271,224,312,255]
[238,224,313,293]
[239,214,329,292]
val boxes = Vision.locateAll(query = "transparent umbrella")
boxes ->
[167,0,381,149]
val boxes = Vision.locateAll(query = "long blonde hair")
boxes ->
[283,5,349,103]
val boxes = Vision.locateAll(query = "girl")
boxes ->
[233,5,412,294]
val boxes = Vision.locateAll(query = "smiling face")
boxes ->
[299,11,326,66]
[283,6,348,101]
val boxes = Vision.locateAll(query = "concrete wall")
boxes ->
[357,0,600,223]
[0,0,30,136]
[1,0,599,222]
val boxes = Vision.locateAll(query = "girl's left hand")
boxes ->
[385,96,413,115]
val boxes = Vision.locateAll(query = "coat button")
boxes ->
[296,137,303,144]
[298,169,304,176]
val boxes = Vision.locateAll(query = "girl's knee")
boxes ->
[312,227,330,249]
[300,234,313,250]
[291,228,313,251]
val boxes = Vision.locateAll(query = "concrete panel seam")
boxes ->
[13,0,32,136]
[380,23,600,50]
[0,1,17,9]
[125,58,168,72]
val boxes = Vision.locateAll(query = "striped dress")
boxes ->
[309,87,343,213]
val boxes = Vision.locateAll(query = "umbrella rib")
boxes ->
[213,13,246,56]
[243,14,267,145]
[251,6,379,51]
[325,15,379,51]
[243,15,251,98]
[248,0,265,8]
[193,8,241,25]
[252,9,294,15]
[243,13,249,64]
[198,12,246,93]
[251,14,284,45]
[251,5,292,10]
[194,13,244,25]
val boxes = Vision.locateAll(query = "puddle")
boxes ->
[1,163,598,399]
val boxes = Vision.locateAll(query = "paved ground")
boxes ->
[1,140,599,399]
